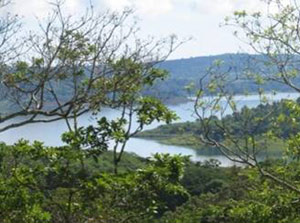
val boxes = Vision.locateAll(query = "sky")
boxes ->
[8,0,271,59]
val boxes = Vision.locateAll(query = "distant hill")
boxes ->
[158,53,250,79]
[146,53,298,103]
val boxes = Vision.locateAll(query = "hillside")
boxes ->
[147,53,298,103]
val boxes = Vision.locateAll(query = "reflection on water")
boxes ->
[0,92,299,166]
[126,138,239,166]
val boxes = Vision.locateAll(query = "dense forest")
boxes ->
[3,140,300,222]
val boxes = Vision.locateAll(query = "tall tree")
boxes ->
[195,0,300,194]
[0,0,180,133]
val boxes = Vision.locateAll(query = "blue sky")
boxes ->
[9,0,270,59]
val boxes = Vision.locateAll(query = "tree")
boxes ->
[194,0,300,195]
[0,1,190,222]
[0,141,188,223]
[0,0,184,174]
[0,0,180,133]
[0,0,21,63]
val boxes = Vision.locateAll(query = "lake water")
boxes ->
[0,92,299,166]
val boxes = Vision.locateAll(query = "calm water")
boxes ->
[0,92,298,166]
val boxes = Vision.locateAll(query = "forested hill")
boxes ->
[147,53,298,103]
[159,53,249,80]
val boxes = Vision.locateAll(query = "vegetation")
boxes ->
[0,140,189,222]
[148,53,300,103]
[0,0,180,132]
[0,1,187,222]
[170,2,300,222]
[137,98,298,156]
[3,0,300,222]
[159,160,300,223]
[143,1,300,222]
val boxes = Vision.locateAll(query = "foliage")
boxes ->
[0,0,179,134]
[161,1,300,222]
[159,161,300,223]
[4,0,300,222]
[137,98,300,157]
[0,141,188,223]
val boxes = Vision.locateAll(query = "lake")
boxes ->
[0,92,299,166]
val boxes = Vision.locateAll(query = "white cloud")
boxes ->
[104,0,132,11]
[135,0,173,15]
[187,0,265,15]
[5,0,290,59]
[10,0,85,19]
[8,0,273,21]
[103,0,173,16]
[102,0,130,11]
[10,0,48,18]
